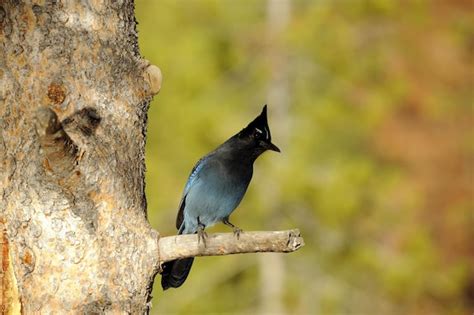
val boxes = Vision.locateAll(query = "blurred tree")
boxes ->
[257,0,291,314]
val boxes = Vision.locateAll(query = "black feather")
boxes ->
[161,258,194,290]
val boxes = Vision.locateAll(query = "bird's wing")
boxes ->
[176,154,213,230]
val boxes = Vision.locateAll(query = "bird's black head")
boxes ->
[234,105,280,157]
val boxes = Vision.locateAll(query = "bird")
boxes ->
[161,104,280,290]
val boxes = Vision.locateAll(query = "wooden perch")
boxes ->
[158,229,304,263]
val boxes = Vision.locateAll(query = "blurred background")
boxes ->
[136,0,473,314]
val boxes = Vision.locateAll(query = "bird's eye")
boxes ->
[254,128,263,139]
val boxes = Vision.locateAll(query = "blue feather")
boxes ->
[183,155,209,196]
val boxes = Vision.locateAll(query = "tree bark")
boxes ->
[1,2,161,313]
[0,2,303,314]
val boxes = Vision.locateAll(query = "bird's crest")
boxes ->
[239,104,272,141]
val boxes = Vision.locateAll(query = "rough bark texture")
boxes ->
[0,2,160,313]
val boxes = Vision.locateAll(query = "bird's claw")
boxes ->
[233,227,242,240]
[197,227,208,247]
[223,218,242,240]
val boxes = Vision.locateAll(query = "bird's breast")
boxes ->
[183,163,252,228]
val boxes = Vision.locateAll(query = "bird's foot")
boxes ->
[223,218,242,240]
[233,227,243,240]
[197,225,208,247]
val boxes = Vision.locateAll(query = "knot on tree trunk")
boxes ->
[35,107,78,176]
[34,107,104,232]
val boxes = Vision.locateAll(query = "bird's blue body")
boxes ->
[178,145,253,234]
[161,105,280,290]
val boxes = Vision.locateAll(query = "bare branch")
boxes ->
[158,229,304,263]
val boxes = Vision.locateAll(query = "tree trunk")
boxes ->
[0,2,161,313]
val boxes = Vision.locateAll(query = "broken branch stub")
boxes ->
[158,229,304,263]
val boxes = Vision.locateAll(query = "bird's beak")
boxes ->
[266,141,281,153]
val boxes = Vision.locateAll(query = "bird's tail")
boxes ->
[161,257,194,290]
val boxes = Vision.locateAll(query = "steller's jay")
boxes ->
[161,105,280,290]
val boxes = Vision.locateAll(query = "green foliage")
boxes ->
[136,0,473,314]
